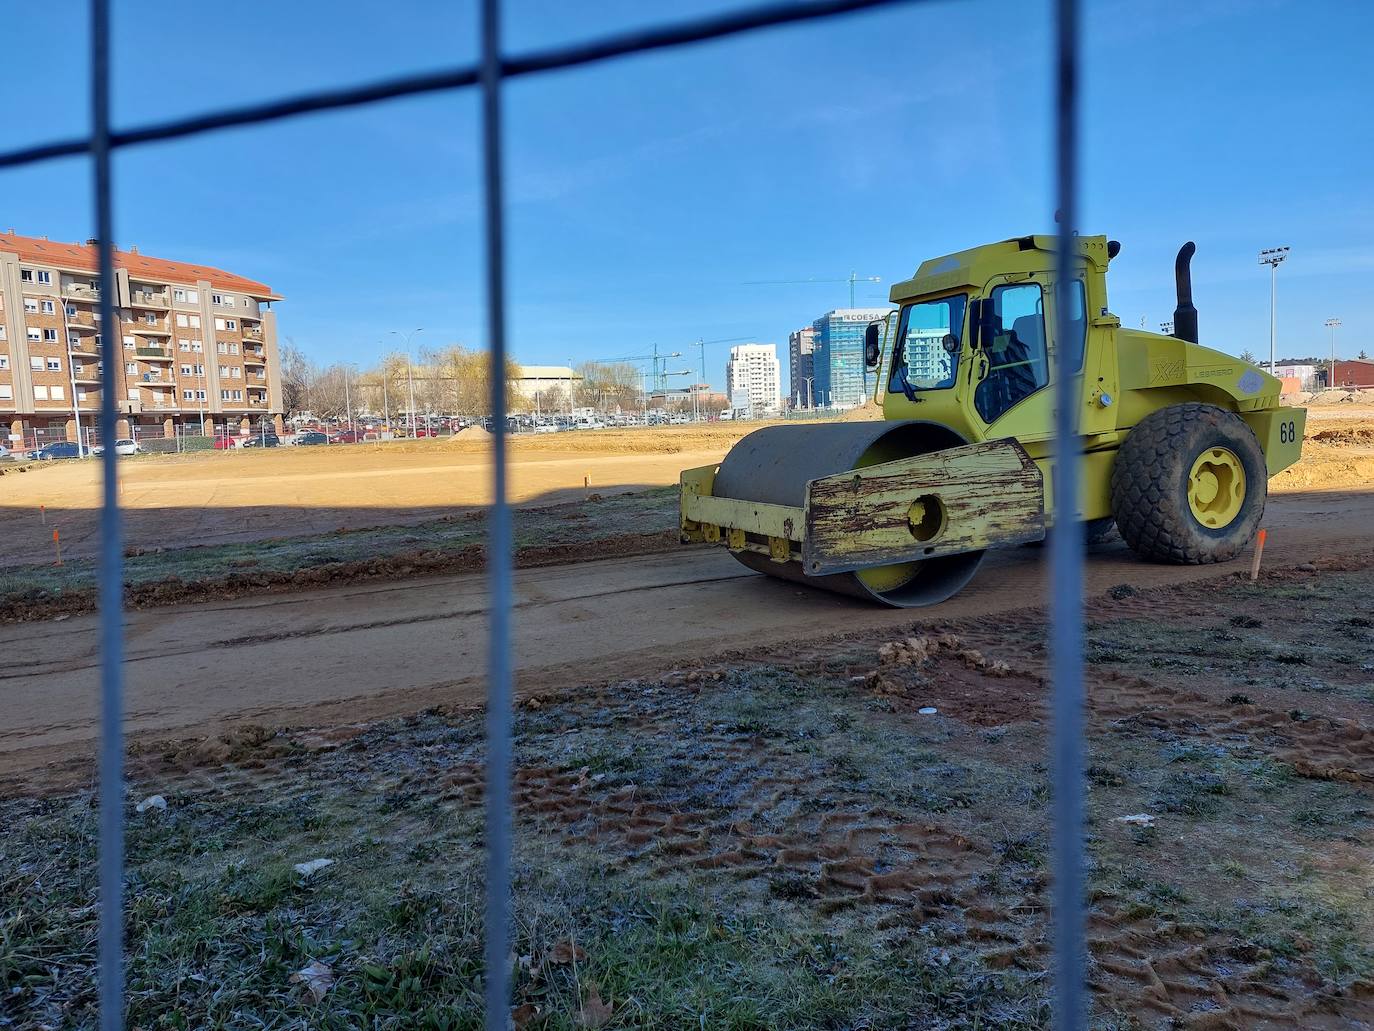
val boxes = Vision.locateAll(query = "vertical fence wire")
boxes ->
[1049,0,1086,1028]
[90,0,127,1028]
[479,0,515,1027]
[44,3,1092,1027]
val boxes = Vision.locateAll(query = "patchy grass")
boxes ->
[0,487,679,622]
[4,566,1374,1027]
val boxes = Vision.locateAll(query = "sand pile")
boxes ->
[448,425,494,444]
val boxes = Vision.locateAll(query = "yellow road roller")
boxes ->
[680,234,1305,606]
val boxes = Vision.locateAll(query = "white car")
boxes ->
[0,444,10,459]
[91,438,143,457]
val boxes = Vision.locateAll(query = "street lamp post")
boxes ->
[390,328,423,436]
[1259,247,1290,374]
[802,375,815,410]
[344,364,353,437]
[1325,317,1341,390]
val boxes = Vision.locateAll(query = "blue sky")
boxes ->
[4,0,1371,391]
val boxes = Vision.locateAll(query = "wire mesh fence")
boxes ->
[0,1,1085,1027]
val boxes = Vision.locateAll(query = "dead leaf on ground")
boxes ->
[546,938,587,965]
[290,960,335,1002]
[512,1002,541,1028]
[576,983,614,1028]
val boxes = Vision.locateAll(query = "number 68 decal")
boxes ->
[1279,420,1297,444]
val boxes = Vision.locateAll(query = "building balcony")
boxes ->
[67,317,99,332]
[141,380,177,389]
[62,284,101,301]
[242,327,264,341]
[132,324,171,336]
[130,290,170,308]
[135,347,173,360]
[244,352,266,365]
[73,371,103,384]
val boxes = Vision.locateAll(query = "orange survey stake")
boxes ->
[53,528,62,567]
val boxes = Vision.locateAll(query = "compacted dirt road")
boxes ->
[2,486,1369,778]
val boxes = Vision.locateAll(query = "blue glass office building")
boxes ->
[811,308,894,408]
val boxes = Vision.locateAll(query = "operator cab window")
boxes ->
[974,282,1048,424]
[888,293,966,398]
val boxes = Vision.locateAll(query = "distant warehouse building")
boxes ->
[0,229,282,444]
[810,308,894,409]
[1325,358,1374,389]
[511,365,583,402]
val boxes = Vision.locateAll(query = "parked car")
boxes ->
[91,438,143,457]
[31,441,86,461]
[330,429,363,444]
[0,444,10,459]
[212,435,240,449]
[241,432,281,448]
[295,430,329,446]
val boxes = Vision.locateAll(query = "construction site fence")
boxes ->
[0,2,1090,1030]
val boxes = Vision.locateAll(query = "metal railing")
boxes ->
[0,2,1085,1029]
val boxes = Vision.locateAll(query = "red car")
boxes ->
[330,429,364,444]
[212,435,240,450]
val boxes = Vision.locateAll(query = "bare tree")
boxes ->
[280,338,312,416]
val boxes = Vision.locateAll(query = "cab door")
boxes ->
[963,274,1087,445]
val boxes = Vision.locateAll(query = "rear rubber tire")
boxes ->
[1110,402,1266,564]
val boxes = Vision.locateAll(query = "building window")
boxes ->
[40,299,55,314]
[195,389,206,401]
[176,313,189,328]
[233,390,242,400]
[68,333,80,346]
[30,356,43,370]
[24,298,38,313]
[127,389,140,401]
[20,270,33,283]
[66,304,77,318]
[219,365,230,376]
[220,389,230,400]
[229,342,239,354]
[144,313,158,325]
[47,358,62,371]
[0,326,5,339]
[42,328,58,342]
[173,288,199,304]
[35,385,50,400]
[0,385,11,400]
[123,336,135,349]
[36,271,52,285]
[180,364,192,375]
[126,363,137,375]
[216,342,227,354]
[212,294,224,305]
[194,364,204,375]
[192,340,203,352]
[50,385,64,400]
[190,314,200,329]
[225,319,237,330]
[0,355,8,369]
[28,328,41,342]
[214,318,226,331]
[231,368,241,379]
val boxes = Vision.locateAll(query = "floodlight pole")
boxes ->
[1325,317,1341,389]
[1259,247,1289,374]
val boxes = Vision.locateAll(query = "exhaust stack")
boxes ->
[1173,241,1198,343]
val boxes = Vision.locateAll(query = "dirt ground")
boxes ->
[4,558,1372,1028]
[2,407,1368,567]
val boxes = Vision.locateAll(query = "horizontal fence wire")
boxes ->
[0,0,1087,1026]
[0,0,928,170]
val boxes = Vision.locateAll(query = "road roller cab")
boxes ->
[681,234,1306,606]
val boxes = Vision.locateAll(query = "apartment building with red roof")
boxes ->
[0,229,283,444]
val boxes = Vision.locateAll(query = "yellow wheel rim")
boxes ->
[857,562,920,593]
[1187,447,1246,529]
